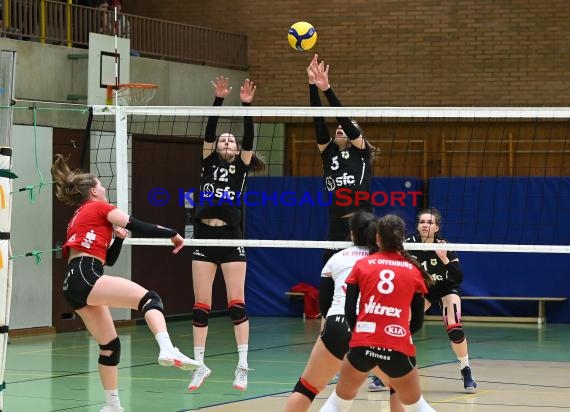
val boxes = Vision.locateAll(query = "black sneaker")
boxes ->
[461,366,477,393]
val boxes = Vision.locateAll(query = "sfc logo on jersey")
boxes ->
[202,183,215,198]
[325,176,336,191]
[430,258,438,266]
[341,151,350,159]
[228,165,236,174]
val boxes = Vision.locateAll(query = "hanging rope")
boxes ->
[9,247,62,265]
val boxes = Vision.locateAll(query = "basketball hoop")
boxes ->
[106,83,158,106]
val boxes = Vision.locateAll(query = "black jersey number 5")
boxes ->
[331,156,340,171]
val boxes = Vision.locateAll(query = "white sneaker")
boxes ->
[187,364,212,391]
[368,376,388,392]
[100,405,124,412]
[233,366,251,391]
[158,347,201,371]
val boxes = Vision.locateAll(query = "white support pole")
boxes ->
[115,106,129,213]
[0,150,14,412]
[0,49,16,412]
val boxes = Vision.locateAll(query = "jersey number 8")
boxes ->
[377,269,395,294]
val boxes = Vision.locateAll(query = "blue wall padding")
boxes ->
[244,176,423,316]
[428,177,570,244]
[244,176,328,316]
[242,176,570,322]
[370,177,423,229]
[428,177,570,322]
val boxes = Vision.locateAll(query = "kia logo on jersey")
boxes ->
[384,325,407,337]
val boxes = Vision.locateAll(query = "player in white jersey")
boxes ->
[284,212,377,412]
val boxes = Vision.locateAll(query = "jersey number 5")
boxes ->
[331,156,339,171]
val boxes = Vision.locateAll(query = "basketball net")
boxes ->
[105,83,158,106]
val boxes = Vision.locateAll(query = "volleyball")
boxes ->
[288,21,317,51]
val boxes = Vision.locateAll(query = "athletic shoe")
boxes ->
[100,405,124,412]
[461,366,477,393]
[158,347,201,371]
[187,364,212,391]
[233,366,251,391]
[368,376,387,392]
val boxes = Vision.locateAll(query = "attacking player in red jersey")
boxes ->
[53,154,199,412]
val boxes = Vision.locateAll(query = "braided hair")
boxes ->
[377,214,433,286]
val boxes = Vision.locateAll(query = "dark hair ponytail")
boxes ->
[349,212,378,250]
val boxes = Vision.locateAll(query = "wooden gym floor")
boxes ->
[3,317,570,411]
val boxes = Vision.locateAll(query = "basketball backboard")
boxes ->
[87,33,130,106]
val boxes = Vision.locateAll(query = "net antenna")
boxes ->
[106,83,159,106]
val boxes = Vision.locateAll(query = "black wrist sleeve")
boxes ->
[105,237,124,266]
[323,87,361,140]
[318,276,335,317]
[205,97,224,143]
[323,87,342,107]
[446,261,464,284]
[309,84,322,107]
[409,293,425,334]
[241,101,254,151]
[125,216,178,238]
[344,283,360,330]
[310,85,331,145]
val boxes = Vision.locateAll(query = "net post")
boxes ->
[115,106,129,213]
[0,50,16,412]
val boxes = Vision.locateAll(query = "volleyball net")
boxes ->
[86,103,570,320]
[90,104,570,252]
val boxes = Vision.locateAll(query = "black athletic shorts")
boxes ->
[347,346,416,379]
[320,314,351,360]
[192,221,247,264]
[63,256,104,310]
[425,285,461,308]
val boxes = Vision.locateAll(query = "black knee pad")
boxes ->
[228,301,248,325]
[447,324,465,344]
[293,377,318,401]
[193,303,211,327]
[99,336,121,366]
[138,290,164,314]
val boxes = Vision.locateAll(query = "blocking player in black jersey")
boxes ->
[188,76,265,393]
[307,54,374,266]
[406,207,477,393]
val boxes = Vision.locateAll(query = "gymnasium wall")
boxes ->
[10,125,53,329]
[127,1,570,107]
